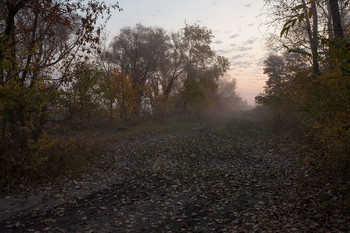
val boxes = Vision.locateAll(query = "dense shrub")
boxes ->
[0,132,106,191]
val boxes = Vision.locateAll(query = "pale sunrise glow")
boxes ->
[104,0,268,105]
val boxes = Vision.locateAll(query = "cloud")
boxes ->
[256,58,264,67]
[231,61,253,69]
[235,46,253,52]
[214,40,223,44]
[231,54,243,60]
[230,34,239,39]
[233,61,252,66]
[217,49,233,54]
[230,43,236,47]
[243,37,257,45]
[148,9,161,17]
[251,77,268,81]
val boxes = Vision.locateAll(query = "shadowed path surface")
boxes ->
[1,121,349,232]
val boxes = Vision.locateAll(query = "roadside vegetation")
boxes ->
[257,0,350,179]
[0,0,249,191]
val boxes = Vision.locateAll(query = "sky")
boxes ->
[104,0,269,105]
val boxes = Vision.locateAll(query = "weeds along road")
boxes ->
[1,119,349,232]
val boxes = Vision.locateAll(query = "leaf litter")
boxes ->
[0,120,349,232]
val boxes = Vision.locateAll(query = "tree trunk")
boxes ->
[326,1,334,40]
[302,0,320,75]
[311,1,320,75]
[329,0,344,39]
[109,100,113,121]
[0,1,28,73]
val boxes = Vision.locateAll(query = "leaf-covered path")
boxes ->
[1,120,349,232]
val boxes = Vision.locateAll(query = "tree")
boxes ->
[259,0,350,174]
[0,0,118,147]
[151,31,187,115]
[265,0,349,75]
[107,69,139,121]
[263,53,306,97]
[61,61,102,125]
[160,32,187,101]
[107,24,169,115]
[329,0,344,39]
[103,23,230,117]
[256,52,309,127]
[279,0,348,43]
[179,24,229,113]
[266,0,320,75]
[149,25,230,115]
[214,76,249,113]
[303,0,320,75]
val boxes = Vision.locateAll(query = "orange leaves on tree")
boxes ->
[105,69,139,121]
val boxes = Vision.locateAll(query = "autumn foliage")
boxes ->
[103,69,139,121]
[257,0,350,175]
[0,1,249,189]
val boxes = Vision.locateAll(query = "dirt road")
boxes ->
[1,120,349,232]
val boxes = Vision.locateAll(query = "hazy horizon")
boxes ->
[104,0,268,105]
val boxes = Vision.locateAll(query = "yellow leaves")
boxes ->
[260,47,350,171]
[282,0,320,37]
[26,133,83,175]
[298,13,305,22]
[308,5,314,19]
[280,19,296,37]
[293,4,307,11]
[104,69,139,120]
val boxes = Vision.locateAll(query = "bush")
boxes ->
[257,45,350,177]
[0,134,95,191]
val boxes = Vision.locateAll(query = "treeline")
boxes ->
[0,1,247,188]
[66,23,246,123]
[257,0,350,175]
